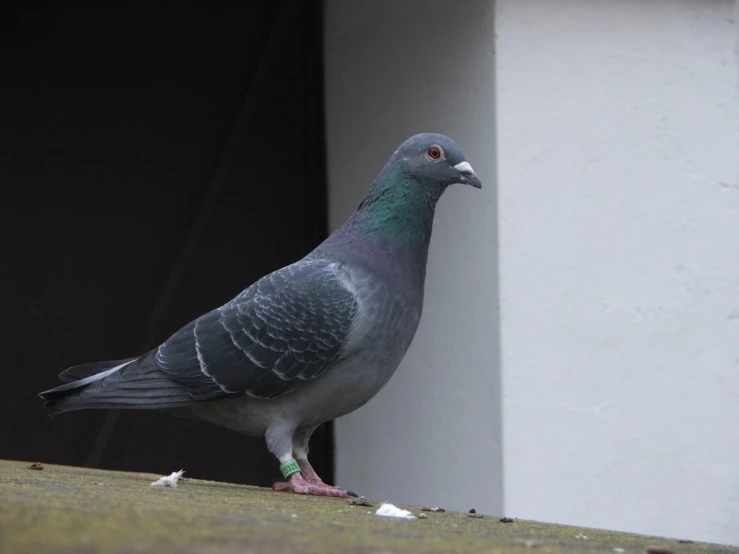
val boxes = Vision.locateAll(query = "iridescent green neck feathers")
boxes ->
[351,168,443,250]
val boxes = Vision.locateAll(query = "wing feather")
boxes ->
[154,260,359,401]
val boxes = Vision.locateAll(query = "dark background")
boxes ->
[0,0,335,487]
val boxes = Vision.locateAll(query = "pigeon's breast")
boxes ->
[283,264,423,425]
[336,259,423,358]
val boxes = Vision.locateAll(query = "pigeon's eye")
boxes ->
[426,145,443,161]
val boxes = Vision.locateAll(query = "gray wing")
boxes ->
[153,259,359,400]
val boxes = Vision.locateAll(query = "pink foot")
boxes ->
[297,458,358,496]
[297,458,329,486]
[273,472,351,498]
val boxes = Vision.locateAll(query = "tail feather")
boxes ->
[58,357,138,382]
[39,352,195,416]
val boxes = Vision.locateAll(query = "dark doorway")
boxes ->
[0,1,334,487]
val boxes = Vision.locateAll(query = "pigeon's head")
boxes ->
[390,132,482,192]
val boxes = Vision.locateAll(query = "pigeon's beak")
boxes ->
[453,161,482,189]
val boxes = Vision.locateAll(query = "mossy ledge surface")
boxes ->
[0,459,736,554]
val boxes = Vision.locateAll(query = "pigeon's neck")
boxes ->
[310,168,443,293]
[349,169,441,258]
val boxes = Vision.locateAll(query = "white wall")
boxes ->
[325,0,739,546]
[496,0,739,546]
[324,0,502,514]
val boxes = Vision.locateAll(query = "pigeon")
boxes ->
[38,132,482,497]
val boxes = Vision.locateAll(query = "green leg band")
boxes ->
[280,459,300,479]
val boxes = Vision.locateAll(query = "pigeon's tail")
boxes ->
[39,353,195,417]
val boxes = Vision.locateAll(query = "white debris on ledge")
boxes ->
[151,469,185,488]
[375,502,417,520]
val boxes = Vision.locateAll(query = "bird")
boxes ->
[38,132,482,497]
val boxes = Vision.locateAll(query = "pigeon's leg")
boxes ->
[292,425,328,485]
[267,423,352,498]
[292,425,358,496]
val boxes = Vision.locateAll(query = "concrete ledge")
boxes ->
[0,459,734,554]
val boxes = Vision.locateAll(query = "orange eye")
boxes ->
[426,145,443,161]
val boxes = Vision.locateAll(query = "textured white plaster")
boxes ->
[496,0,739,545]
